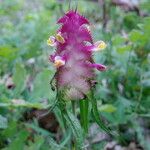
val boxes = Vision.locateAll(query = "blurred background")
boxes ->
[0,0,150,149]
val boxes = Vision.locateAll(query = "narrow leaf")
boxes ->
[87,90,111,134]
[79,99,89,134]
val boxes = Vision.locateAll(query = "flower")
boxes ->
[47,36,56,46]
[54,56,66,68]
[93,41,107,51]
[48,11,107,100]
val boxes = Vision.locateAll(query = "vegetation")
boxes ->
[0,0,150,149]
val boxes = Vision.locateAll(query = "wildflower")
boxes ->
[93,40,107,51]
[48,11,107,100]
[54,56,65,68]
[47,36,56,46]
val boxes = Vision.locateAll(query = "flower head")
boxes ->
[48,11,107,100]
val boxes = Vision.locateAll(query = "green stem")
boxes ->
[71,101,76,116]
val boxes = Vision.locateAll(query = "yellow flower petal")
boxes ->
[47,36,56,46]
[54,59,65,68]
[54,56,65,68]
[56,32,65,44]
[94,41,107,51]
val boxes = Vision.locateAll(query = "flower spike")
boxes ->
[48,11,107,100]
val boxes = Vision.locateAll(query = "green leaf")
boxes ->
[117,45,132,54]
[0,115,8,129]
[123,13,140,30]
[143,17,150,32]
[104,96,133,125]
[112,34,125,46]
[87,91,111,134]
[99,104,116,113]
[6,130,29,150]
[30,69,55,102]
[129,30,143,43]
[64,111,84,149]
[60,130,71,148]
[79,99,89,134]
[13,63,27,95]
[0,101,47,109]
[1,121,17,138]
[25,122,52,137]
[0,46,18,60]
